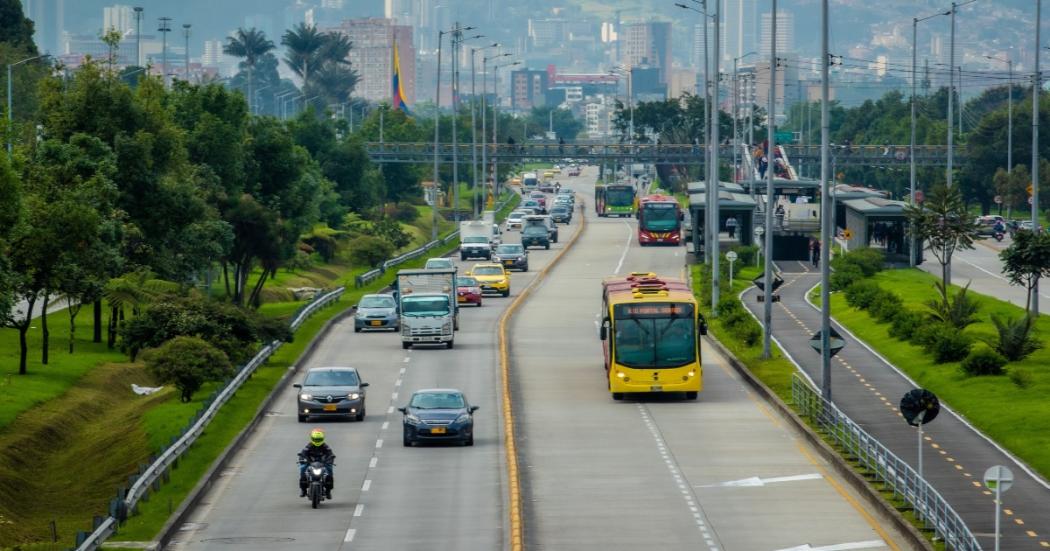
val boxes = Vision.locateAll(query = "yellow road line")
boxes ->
[498,206,588,551]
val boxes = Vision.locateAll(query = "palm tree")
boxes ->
[310,61,360,106]
[223,27,275,113]
[281,22,326,91]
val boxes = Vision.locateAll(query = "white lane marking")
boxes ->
[375,439,384,449]
[395,379,402,387]
[381,421,389,430]
[344,528,356,542]
[702,473,823,488]
[387,406,394,414]
[399,367,406,374]
[391,392,398,400]
[614,221,633,275]
[369,456,378,469]
[403,357,411,363]
[353,504,365,517]
[361,479,372,491]
[774,540,886,551]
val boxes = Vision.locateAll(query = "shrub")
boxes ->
[889,310,925,341]
[1010,369,1034,389]
[844,280,882,310]
[991,313,1042,361]
[716,296,744,318]
[830,263,864,291]
[831,247,886,277]
[728,245,758,267]
[721,309,762,346]
[349,235,395,267]
[388,202,420,223]
[372,217,412,250]
[926,281,980,330]
[922,324,972,363]
[960,345,1007,376]
[144,336,233,402]
[868,291,903,323]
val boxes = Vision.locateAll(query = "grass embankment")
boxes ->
[826,269,1050,478]
[691,263,798,401]
[115,191,519,543]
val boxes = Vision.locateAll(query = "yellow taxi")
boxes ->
[511,177,522,187]
[551,166,562,174]
[467,263,511,297]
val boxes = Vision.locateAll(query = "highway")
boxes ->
[167,167,912,551]
[919,236,1050,313]
[168,181,579,550]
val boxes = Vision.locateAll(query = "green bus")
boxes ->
[595,183,637,218]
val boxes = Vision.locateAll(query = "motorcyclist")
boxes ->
[298,428,335,499]
[993,219,1006,235]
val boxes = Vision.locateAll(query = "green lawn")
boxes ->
[829,268,1050,479]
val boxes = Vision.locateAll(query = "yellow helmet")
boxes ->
[310,428,325,446]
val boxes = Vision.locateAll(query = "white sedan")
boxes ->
[505,211,528,231]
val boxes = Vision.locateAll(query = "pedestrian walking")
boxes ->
[810,238,820,267]
[726,216,738,239]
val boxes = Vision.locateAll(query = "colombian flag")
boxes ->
[392,42,411,115]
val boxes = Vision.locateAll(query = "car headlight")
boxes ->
[405,414,421,424]
[300,393,313,401]
[454,413,471,424]
[349,393,360,400]
[517,256,526,261]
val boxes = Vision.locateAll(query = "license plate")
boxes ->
[430,426,446,434]
[323,404,338,412]
[650,385,663,392]
[370,320,382,326]
[504,260,513,265]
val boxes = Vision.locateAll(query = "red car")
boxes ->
[456,276,483,307]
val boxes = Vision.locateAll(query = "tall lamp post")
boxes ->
[448,27,481,225]
[1033,0,1042,316]
[471,43,499,218]
[482,51,510,209]
[7,54,50,158]
[158,17,172,88]
[491,60,521,198]
[183,23,192,82]
[819,0,831,400]
[134,7,144,66]
[733,52,758,183]
[432,29,448,241]
[762,0,778,359]
[911,9,950,267]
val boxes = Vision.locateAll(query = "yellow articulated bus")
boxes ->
[599,273,707,400]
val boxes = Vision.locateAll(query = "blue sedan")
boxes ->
[399,389,478,447]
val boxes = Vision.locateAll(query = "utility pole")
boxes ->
[702,0,712,265]
[946,3,956,187]
[471,48,479,218]
[451,23,462,225]
[820,0,832,401]
[158,17,172,88]
[1033,0,1042,316]
[912,8,950,267]
[710,0,721,314]
[134,7,143,67]
[762,0,777,360]
[183,23,191,82]
[432,29,446,241]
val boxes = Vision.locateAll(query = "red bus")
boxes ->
[637,194,682,246]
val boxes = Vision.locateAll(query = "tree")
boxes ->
[223,27,275,113]
[999,229,1050,314]
[905,184,979,300]
[0,0,37,52]
[529,106,583,141]
[993,165,1029,218]
[143,336,233,402]
[281,23,327,91]
[0,152,21,332]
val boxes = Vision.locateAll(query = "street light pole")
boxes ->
[947,3,956,188]
[6,54,49,158]
[159,17,172,88]
[710,0,721,314]
[1032,0,1042,316]
[762,0,777,360]
[912,9,949,267]
[471,43,498,218]
[183,23,191,82]
[134,7,143,67]
[820,0,832,401]
[433,29,446,241]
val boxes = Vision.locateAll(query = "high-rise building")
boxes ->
[326,18,415,105]
[21,0,65,54]
[759,10,794,56]
[103,5,135,35]
[510,68,548,110]
[622,21,672,84]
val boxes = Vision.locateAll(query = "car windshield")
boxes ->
[613,304,696,368]
[523,226,547,236]
[551,207,568,213]
[359,296,395,308]
[401,296,450,317]
[509,212,525,220]
[425,259,453,269]
[304,370,359,387]
[496,245,524,255]
[410,392,466,409]
[473,266,503,275]
[458,276,479,286]
[464,236,488,243]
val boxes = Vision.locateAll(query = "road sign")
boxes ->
[842,228,854,240]
[994,195,1003,205]
[915,190,925,203]
[1027,183,1034,196]
[775,131,793,143]
[984,465,1014,493]
[809,328,846,357]
[752,272,784,292]
[726,251,738,287]
[725,251,738,262]
[899,388,940,427]
[754,225,765,236]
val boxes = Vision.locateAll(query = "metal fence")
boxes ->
[73,287,345,551]
[791,374,980,551]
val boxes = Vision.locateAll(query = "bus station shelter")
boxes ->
[842,197,911,263]
[687,181,758,248]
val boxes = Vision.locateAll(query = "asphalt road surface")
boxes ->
[168,173,585,551]
[512,173,913,550]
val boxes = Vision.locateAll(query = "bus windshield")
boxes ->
[641,205,679,231]
[606,187,635,207]
[612,303,696,368]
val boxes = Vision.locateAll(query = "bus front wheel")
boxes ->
[685,391,698,400]
[612,392,624,401]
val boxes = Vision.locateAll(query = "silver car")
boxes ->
[354,293,399,332]
[295,366,369,422]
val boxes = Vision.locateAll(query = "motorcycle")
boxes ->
[299,459,332,509]
[993,231,1005,242]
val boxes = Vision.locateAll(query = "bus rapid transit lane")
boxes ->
[167,171,589,551]
[512,185,913,550]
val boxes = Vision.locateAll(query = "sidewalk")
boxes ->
[742,262,1050,551]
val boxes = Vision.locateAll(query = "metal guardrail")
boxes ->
[73,287,345,551]
[791,374,980,551]
[354,194,515,289]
